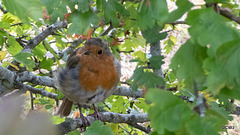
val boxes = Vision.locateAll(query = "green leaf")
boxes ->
[68,129,81,135]
[149,55,164,70]
[219,87,240,100]
[137,0,168,30]
[186,8,240,56]
[43,42,59,59]
[119,35,146,51]
[51,116,65,125]
[6,36,23,56]
[38,99,50,105]
[209,102,232,121]
[185,116,219,135]
[204,39,240,94]
[84,120,114,135]
[102,0,129,26]
[14,52,35,70]
[33,43,47,60]
[41,0,68,22]
[97,0,130,26]
[146,89,191,134]
[129,67,165,90]
[0,13,15,29]
[68,10,99,35]
[77,0,93,13]
[3,0,43,23]
[163,36,177,54]
[170,40,207,90]
[166,0,193,24]
[205,0,229,3]
[57,89,65,100]
[0,31,7,48]
[142,25,167,43]
[45,104,53,109]
[40,57,54,70]
[111,97,125,113]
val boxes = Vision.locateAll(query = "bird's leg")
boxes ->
[87,104,100,120]
[77,104,90,127]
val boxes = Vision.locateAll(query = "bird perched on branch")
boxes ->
[54,38,121,125]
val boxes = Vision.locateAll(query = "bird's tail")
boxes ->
[57,97,73,117]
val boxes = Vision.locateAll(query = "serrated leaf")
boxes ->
[146,89,191,134]
[149,55,164,69]
[0,51,7,60]
[142,25,167,43]
[14,52,35,70]
[77,0,92,13]
[209,102,232,121]
[84,120,114,135]
[33,43,47,60]
[41,0,68,22]
[137,0,168,30]
[111,97,125,113]
[185,116,219,135]
[164,35,177,54]
[186,8,240,56]
[40,57,54,70]
[165,0,193,24]
[129,67,165,91]
[68,10,99,35]
[3,0,43,23]
[204,39,240,94]
[102,0,129,26]
[6,36,22,56]
[170,40,207,90]
[119,35,146,51]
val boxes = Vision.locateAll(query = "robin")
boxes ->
[54,38,121,125]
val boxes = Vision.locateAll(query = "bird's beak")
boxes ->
[83,50,90,55]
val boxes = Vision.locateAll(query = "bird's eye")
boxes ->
[98,49,102,55]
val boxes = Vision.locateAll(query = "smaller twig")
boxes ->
[30,92,34,110]
[219,7,240,24]
[128,123,151,134]
[119,125,131,134]
[120,81,130,85]
[53,38,84,62]
[0,3,7,14]
[117,49,134,53]
[11,23,23,27]
[168,21,186,25]
[98,25,114,37]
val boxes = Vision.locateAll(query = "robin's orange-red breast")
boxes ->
[54,38,121,122]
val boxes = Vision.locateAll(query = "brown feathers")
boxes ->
[77,45,119,91]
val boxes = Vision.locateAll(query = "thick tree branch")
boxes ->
[0,66,15,96]
[150,41,165,89]
[56,112,149,135]
[114,86,143,98]
[22,21,68,53]
[17,71,55,87]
